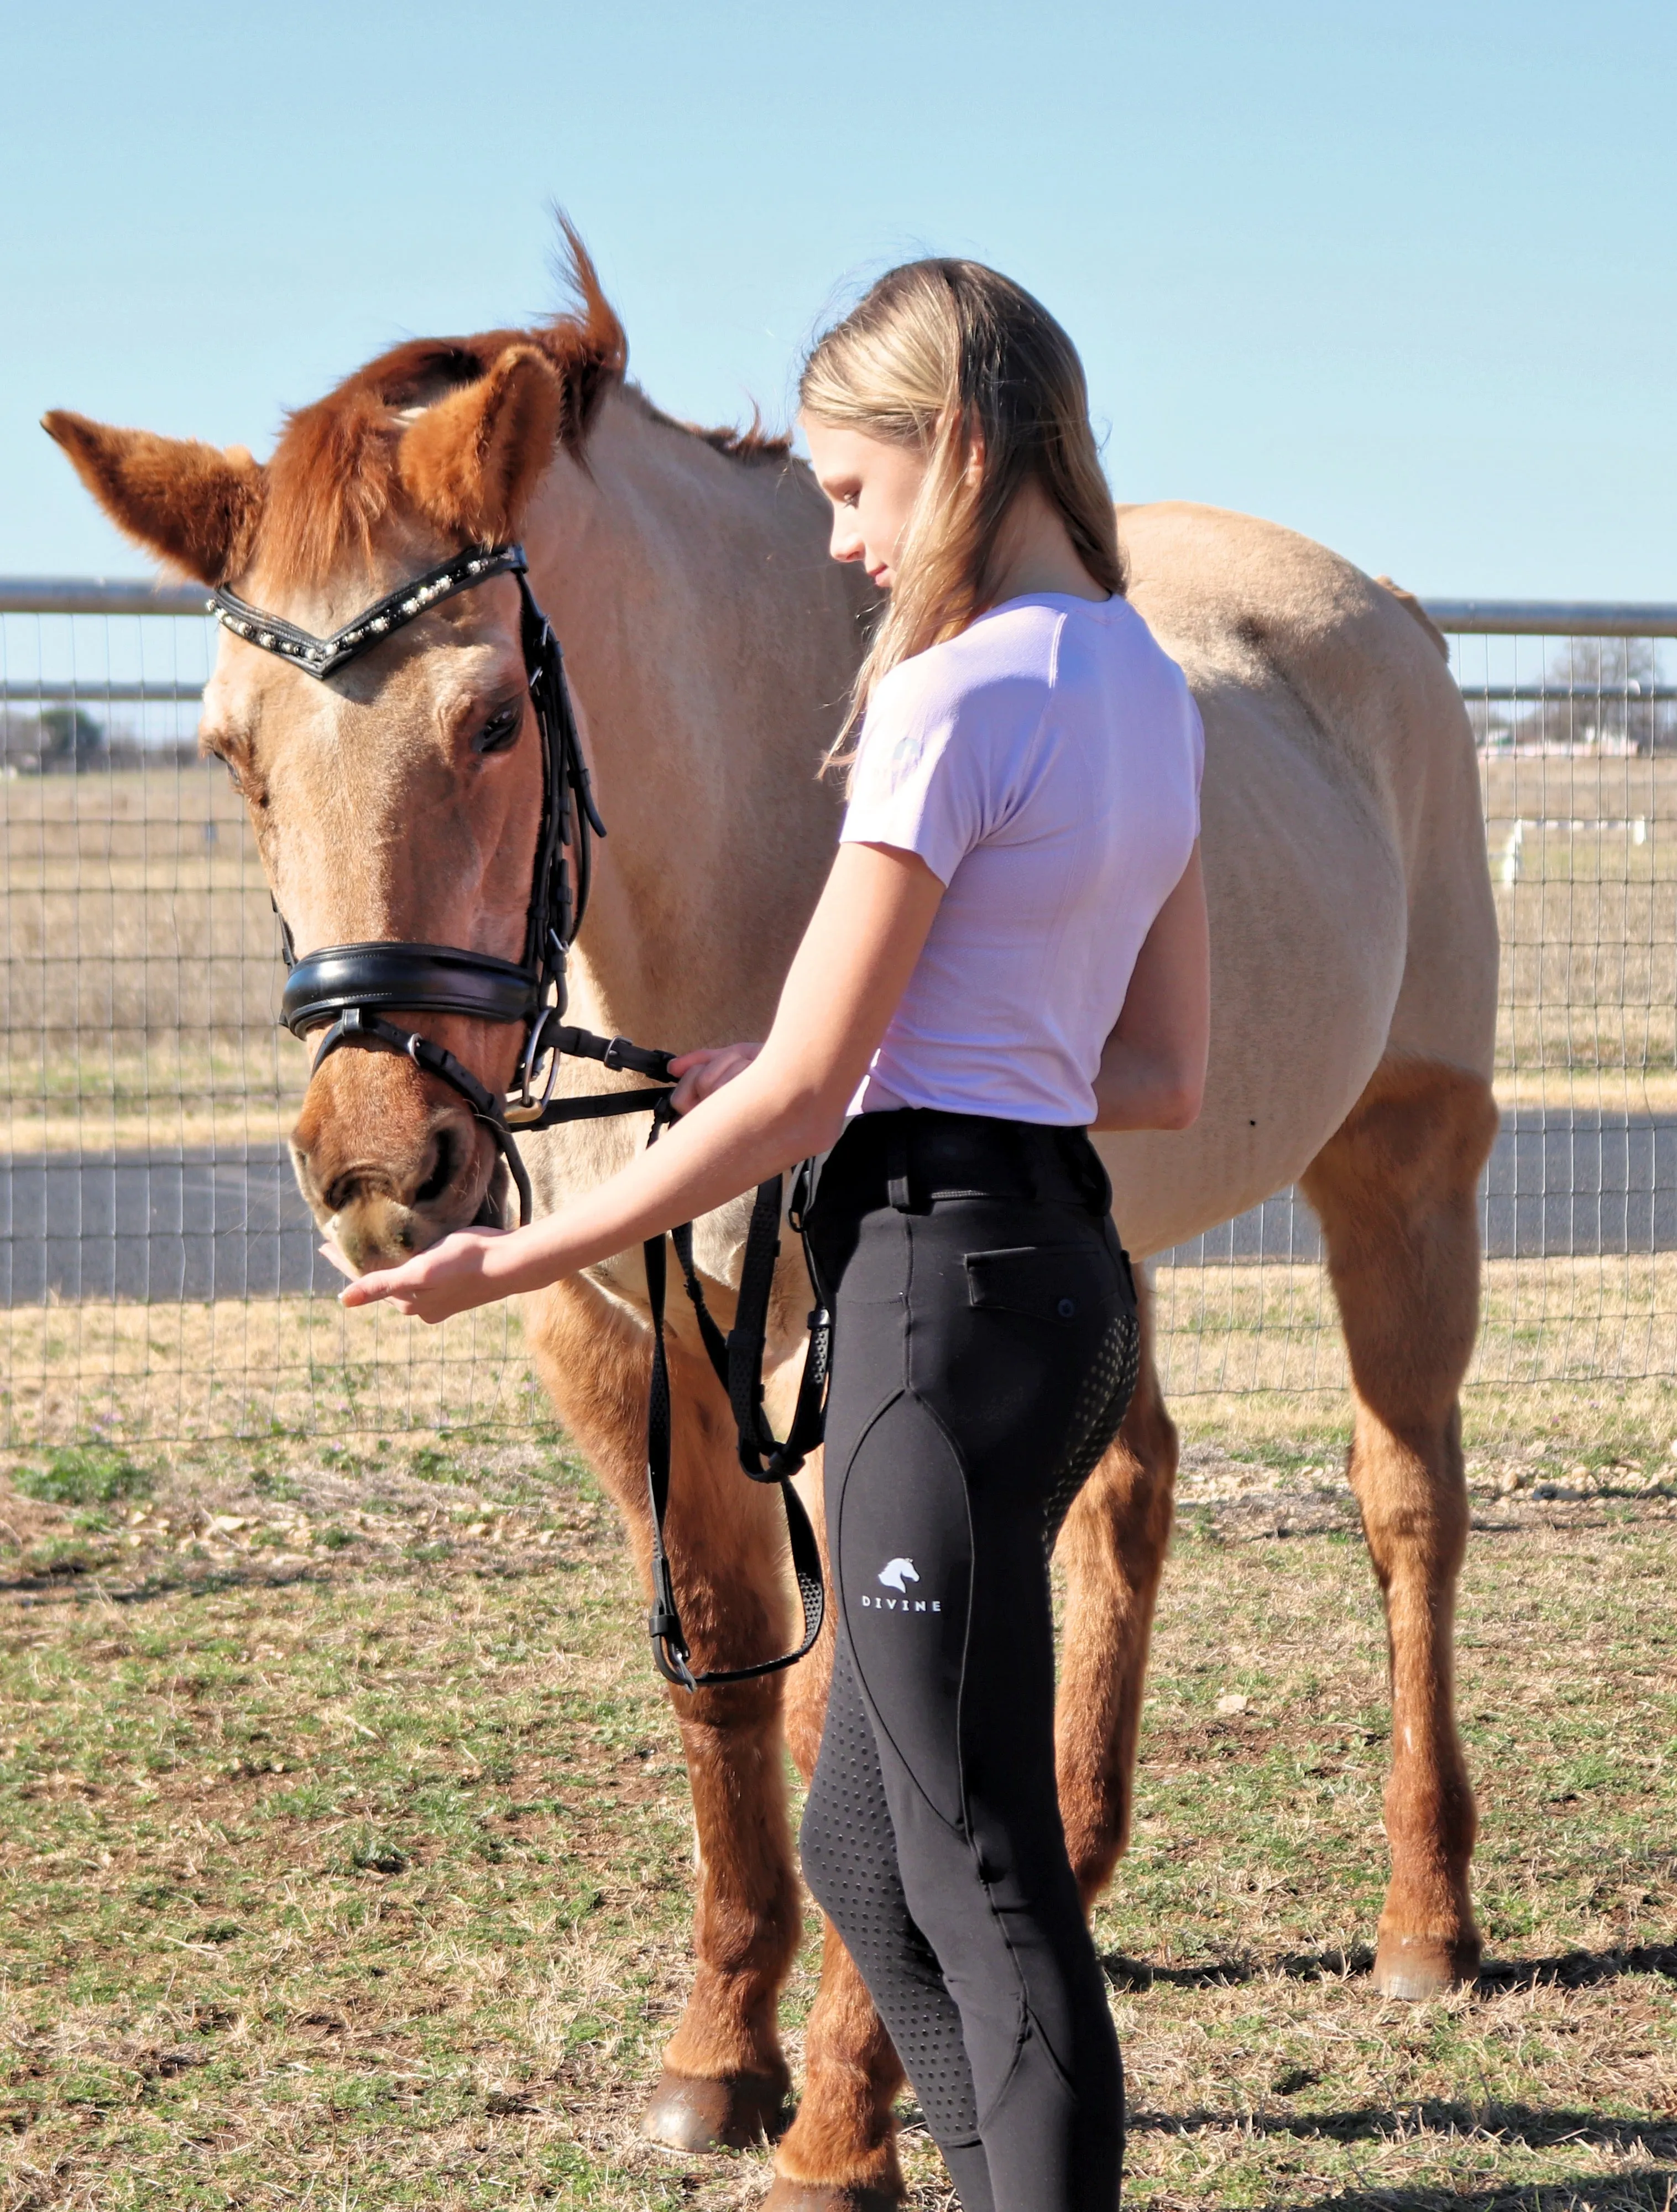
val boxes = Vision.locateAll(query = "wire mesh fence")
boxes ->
[3,582,1676,1452]
[1,583,538,1446]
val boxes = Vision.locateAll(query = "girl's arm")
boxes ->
[335,842,946,1321]
[1090,841,1209,1133]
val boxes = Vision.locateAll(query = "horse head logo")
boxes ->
[878,1557,919,1593]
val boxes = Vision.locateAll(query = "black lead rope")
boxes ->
[211,539,826,1692]
[642,1105,830,1690]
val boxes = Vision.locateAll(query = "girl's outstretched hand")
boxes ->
[321,1036,765,1325]
[323,1227,512,1324]
[666,1041,762,1115]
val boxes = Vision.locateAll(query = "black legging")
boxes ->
[800,1109,1140,2212]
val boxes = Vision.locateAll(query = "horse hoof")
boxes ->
[762,2187,903,2212]
[641,2065,790,2150]
[1372,1934,1481,2000]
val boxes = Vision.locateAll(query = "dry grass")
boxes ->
[0,1438,1671,2210]
[2,767,306,1153]
[0,1296,543,1449]
[1481,755,1677,1076]
[9,1251,1677,1463]
[1156,1256,1677,1461]
[8,753,1677,1146]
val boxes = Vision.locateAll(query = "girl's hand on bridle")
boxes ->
[323,1227,510,1324]
[666,1042,762,1116]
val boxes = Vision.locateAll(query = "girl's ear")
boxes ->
[961,421,987,489]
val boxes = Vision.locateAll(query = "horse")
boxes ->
[46,232,1498,2210]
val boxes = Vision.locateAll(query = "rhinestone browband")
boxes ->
[208,544,527,677]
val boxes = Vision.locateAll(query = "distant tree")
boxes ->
[39,706,106,764]
[1518,637,1676,754]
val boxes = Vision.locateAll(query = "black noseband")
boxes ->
[213,542,668,1224]
[281,944,541,1032]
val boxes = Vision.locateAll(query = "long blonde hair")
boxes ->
[800,258,1124,757]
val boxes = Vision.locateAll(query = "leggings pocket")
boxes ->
[963,1240,1131,1326]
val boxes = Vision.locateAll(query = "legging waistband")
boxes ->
[808,1107,1113,1221]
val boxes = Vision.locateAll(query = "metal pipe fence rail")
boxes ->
[4,582,1677,1452]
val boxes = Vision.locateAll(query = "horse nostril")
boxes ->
[413,1126,458,1207]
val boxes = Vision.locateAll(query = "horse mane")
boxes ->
[259,222,787,588]
[624,389,793,466]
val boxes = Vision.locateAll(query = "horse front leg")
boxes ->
[1054,1274,1178,1905]
[1300,1055,1500,1997]
[525,1278,804,2146]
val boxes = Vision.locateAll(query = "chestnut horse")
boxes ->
[47,237,1497,2209]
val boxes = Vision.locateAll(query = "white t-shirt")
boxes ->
[839,591,1204,1124]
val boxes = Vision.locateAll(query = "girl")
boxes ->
[341,258,1208,2211]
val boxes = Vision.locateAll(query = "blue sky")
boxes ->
[4,1,1672,596]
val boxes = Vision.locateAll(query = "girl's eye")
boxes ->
[475,704,521,755]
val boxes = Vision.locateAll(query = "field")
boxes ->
[0,1432,1673,2211]
[4,752,1677,1154]
[1,765,302,1155]
[9,752,1677,1459]
[9,1260,1677,1464]
[3,731,1677,2206]
[1481,754,1677,1082]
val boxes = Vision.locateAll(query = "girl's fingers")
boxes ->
[670,1045,764,1113]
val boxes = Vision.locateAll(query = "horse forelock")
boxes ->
[250,222,623,590]
[251,226,790,593]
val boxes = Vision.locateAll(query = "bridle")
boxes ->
[213,541,670,1225]
[210,541,826,1693]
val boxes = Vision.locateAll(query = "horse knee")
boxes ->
[1304,1057,1497,1426]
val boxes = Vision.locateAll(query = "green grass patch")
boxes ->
[13,1441,153,1507]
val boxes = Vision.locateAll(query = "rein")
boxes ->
[212,542,826,1692]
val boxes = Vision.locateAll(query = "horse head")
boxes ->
[45,239,627,1272]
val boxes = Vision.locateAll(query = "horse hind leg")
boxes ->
[1054,1272,1178,1906]
[1300,1053,1500,1998]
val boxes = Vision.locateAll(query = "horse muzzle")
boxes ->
[289,1040,514,1271]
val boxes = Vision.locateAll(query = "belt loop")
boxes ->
[1016,1120,1043,1204]
[1063,1126,1112,1215]
[886,1117,913,1213]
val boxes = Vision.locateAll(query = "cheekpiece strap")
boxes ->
[210,544,527,678]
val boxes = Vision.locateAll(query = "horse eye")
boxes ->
[475,704,521,756]
[202,740,242,791]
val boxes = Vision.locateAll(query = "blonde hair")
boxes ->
[800,258,1124,758]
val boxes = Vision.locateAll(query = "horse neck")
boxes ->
[524,390,860,1056]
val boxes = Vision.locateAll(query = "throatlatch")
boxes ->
[212,541,826,1689]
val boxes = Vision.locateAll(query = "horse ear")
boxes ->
[41,412,265,586]
[397,346,564,544]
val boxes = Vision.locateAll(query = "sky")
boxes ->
[3,0,1673,598]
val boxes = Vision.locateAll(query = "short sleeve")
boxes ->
[838,658,995,886]
[1187,688,1206,830]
